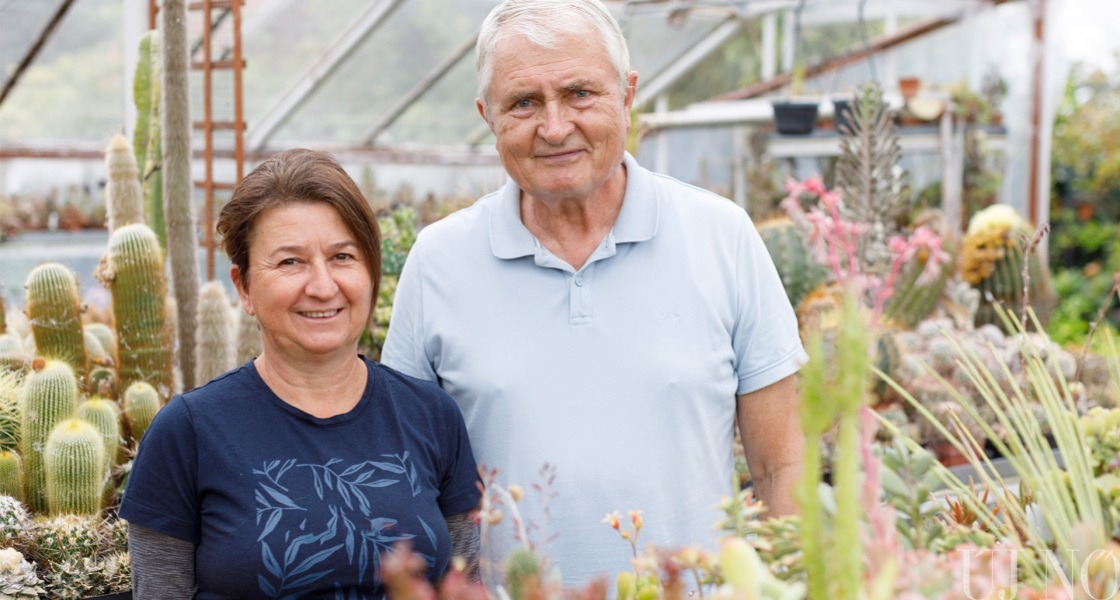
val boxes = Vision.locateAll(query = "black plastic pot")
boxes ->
[772,100,819,135]
[832,99,853,133]
[85,593,131,600]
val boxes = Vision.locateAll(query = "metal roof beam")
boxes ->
[360,30,479,147]
[0,0,78,108]
[633,16,745,108]
[246,0,406,151]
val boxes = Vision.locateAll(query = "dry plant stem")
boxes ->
[1019,223,1049,328]
[1073,277,1120,384]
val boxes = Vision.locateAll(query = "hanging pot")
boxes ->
[772,100,819,135]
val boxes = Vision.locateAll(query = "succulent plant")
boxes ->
[99,517,128,555]
[235,308,261,365]
[75,398,121,469]
[0,494,30,548]
[95,551,131,593]
[23,263,88,380]
[757,216,828,308]
[104,133,146,233]
[0,451,23,502]
[0,369,21,450]
[19,358,79,514]
[41,555,99,600]
[123,381,160,442]
[83,324,117,366]
[960,204,1051,330]
[44,419,105,516]
[27,514,99,568]
[0,547,47,599]
[0,334,24,373]
[196,280,234,384]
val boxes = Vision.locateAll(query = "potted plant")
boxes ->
[772,65,820,135]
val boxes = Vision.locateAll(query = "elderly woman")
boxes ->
[119,148,480,599]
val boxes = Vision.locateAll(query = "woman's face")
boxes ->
[232,202,373,365]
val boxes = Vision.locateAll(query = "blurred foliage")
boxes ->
[1046,208,1120,346]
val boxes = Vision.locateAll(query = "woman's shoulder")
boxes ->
[176,361,262,409]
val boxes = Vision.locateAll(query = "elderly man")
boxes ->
[382,0,808,586]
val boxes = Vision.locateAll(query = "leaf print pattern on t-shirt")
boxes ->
[252,454,428,598]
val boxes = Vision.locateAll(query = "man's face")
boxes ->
[479,33,637,204]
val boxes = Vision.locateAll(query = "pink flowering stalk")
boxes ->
[859,406,900,591]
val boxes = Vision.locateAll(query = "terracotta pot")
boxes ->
[899,77,921,100]
[931,441,968,467]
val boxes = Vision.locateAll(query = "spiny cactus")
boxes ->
[960,204,1051,330]
[0,333,24,373]
[0,547,46,599]
[135,29,166,249]
[163,0,201,393]
[0,288,6,335]
[27,514,99,567]
[882,251,954,329]
[0,495,28,548]
[0,451,22,501]
[235,308,262,365]
[96,551,131,594]
[99,517,128,555]
[41,555,99,600]
[97,223,173,401]
[44,419,105,516]
[19,358,79,513]
[23,263,88,380]
[123,381,160,442]
[83,329,109,368]
[757,216,828,307]
[83,323,117,366]
[76,398,120,469]
[196,280,234,384]
[104,133,145,232]
[0,369,21,449]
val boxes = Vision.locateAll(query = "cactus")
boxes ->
[19,358,79,514]
[28,514,99,568]
[196,281,234,384]
[882,251,954,329]
[96,223,173,401]
[99,517,128,555]
[757,217,829,307]
[44,419,105,516]
[960,204,1051,330]
[0,547,46,599]
[0,287,6,335]
[23,263,88,379]
[84,323,117,365]
[0,333,24,373]
[76,398,121,468]
[0,496,30,548]
[0,369,20,449]
[89,367,117,400]
[136,29,166,249]
[97,551,131,593]
[123,382,160,442]
[0,451,22,501]
[104,134,146,232]
[235,308,262,365]
[83,329,109,367]
[163,0,201,393]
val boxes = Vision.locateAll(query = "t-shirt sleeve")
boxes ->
[733,214,810,395]
[436,398,480,516]
[382,240,438,382]
[118,396,201,544]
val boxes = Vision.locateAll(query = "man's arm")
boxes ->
[736,374,803,517]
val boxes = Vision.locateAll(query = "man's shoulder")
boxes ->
[643,168,751,225]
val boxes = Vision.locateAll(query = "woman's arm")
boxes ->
[446,509,480,580]
[129,524,197,599]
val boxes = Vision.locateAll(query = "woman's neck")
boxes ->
[253,351,368,418]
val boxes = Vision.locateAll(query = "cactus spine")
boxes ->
[163,0,200,393]
[0,451,22,501]
[97,224,172,401]
[196,281,234,384]
[757,217,828,308]
[123,382,160,442]
[235,309,262,365]
[24,264,88,379]
[44,419,105,516]
[76,398,121,468]
[20,359,79,513]
[105,134,145,232]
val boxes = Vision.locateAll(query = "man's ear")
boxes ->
[476,98,496,133]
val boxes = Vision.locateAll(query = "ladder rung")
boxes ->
[193,120,243,130]
[194,181,238,190]
[188,0,240,9]
[191,59,244,70]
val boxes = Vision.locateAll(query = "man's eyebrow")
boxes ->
[561,79,595,91]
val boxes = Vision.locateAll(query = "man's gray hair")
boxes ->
[476,0,631,117]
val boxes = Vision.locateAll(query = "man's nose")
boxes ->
[538,102,574,144]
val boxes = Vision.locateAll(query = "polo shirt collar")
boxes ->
[489,153,660,260]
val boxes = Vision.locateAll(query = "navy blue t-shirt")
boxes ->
[119,357,480,599]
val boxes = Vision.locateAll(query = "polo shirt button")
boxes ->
[574,275,584,286]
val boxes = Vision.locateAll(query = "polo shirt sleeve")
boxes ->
[382,241,438,382]
[733,214,809,395]
[118,396,201,544]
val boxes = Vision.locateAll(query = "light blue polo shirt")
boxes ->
[382,153,807,587]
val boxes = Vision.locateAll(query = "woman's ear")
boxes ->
[230,265,254,316]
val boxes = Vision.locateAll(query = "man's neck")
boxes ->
[520,165,627,271]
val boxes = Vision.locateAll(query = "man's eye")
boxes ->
[574,90,590,98]
[515,99,533,108]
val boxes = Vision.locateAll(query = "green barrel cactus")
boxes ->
[105,133,145,232]
[123,382,160,442]
[0,333,23,373]
[28,514,99,567]
[961,205,1052,330]
[76,398,121,468]
[89,367,117,400]
[24,263,88,380]
[0,369,20,449]
[882,251,954,330]
[196,281,234,384]
[757,217,828,308]
[96,223,172,402]
[84,323,117,366]
[19,358,80,514]
[0,451,23,501]
[44,419,105,516]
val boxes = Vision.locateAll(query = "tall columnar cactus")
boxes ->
[123,382,160,442]
[44,419,105,516]
[162,0,200,393]
[84,323,117,365]
[96,224,172,401]
[135,29,166,249]
[196,281,234,384]
[757,217,828,308]
[24,263,88,379]
[0,369,21,450]
[0,334,24,373]
[236,309,262,365]
[960,204,1051,329]
[0,451,23,501]
[76,398,120,468]
[104,134,145,232]
[19,359,79,514]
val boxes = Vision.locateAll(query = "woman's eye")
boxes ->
[334,253,355,261]
[278,258,298,266]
